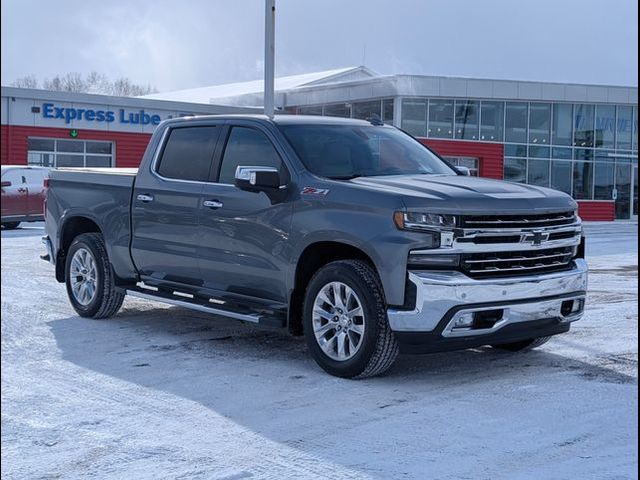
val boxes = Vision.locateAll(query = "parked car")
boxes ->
[42,115,587,378]
[1,165,50,229]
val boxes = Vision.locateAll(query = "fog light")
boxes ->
[408,252,460,268]
[452,312,474,330]
[571,299,584,314]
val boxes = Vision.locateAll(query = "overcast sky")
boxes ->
[1,0,637,92]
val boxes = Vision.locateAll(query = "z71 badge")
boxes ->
[301,186,330,196]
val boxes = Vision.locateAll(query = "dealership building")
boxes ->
[2,66,638,220]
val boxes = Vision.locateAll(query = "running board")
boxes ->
[125,288,284,327]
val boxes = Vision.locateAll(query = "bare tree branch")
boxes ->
[16,72,156,97]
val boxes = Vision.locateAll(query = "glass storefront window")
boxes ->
[529,146,550,158]
[57,139,84,153]
[572,161,593,199]
[382,99,394,124]
[617,106,633,150]
[401,98,427,137]
[505,103,528,143]
[633,106,638,151]
[551,160,572,194]
[595,105,616,148]
[614,163,632,218]
[27,138,54,151]
[352,100,382,120]
[298,105,323,116]
[529,103,551,144]
[528,159,550,187]
[504,144,527,157]
[574,149,594,161]
[454,101,479,140]
[594,162,615,200]
[428,100,454,139]
[324,103,351,118]
[574,104,595,147]
[552,147,572,159]
[480,101,504,142]
[552,104,573,145]
[504,158,526,182]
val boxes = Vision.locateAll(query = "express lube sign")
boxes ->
[41,103,163,125]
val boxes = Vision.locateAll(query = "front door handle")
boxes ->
[203,200,223,209]
[137,194,154,203]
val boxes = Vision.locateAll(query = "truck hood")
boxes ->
[349,174,577,215]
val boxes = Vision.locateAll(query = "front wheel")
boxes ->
[65,232,124,318]
[2,222,20,230]
[303,260,398,379]
[491,336,551,352]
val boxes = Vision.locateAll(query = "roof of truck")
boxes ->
[163,114,388,127]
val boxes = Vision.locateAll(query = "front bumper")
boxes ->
[388,259,587,350]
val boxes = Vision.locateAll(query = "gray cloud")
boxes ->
[2,0,637,91]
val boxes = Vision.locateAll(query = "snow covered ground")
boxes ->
[1,222,637,479]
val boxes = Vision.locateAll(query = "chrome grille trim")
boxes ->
[461,211,577,229]
[461,246,576,278]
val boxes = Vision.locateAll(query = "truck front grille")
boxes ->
[461,246,576,278]
[460,211,577,229]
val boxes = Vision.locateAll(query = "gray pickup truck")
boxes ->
[42,115,588,378]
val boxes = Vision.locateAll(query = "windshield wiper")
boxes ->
[327,174,362,180]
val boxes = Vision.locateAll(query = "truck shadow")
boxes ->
[48,304,636,475]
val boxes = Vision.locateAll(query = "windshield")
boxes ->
[279,124,457,179]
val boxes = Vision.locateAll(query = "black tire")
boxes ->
[491,336,551,352]
[303,260,399,379]
[2,222,20,230]
[65,232,124,318]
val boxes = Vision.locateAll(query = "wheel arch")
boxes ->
[55,215,103,282]
[287,240,380,336]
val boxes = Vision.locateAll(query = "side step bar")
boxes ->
[125,288,285,327]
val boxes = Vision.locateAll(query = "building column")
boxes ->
[393,96,402,128]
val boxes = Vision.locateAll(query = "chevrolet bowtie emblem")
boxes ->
[526,230,549,245]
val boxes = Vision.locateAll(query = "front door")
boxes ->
[198,125,292,303]
[131,125,221,287]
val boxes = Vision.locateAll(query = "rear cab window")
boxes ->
[156,126,220,182]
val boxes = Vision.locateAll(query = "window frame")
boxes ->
[152,125,223,184]
[27,137,114,168]
[215,124,291,187]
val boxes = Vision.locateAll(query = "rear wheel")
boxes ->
[65,232,124,318]
[491,336,551,352]
[303,260,398,379]
[2,222,20,230]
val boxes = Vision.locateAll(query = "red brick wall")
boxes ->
[418,138,504,179]
[1,125,151,168]
[577,201,615,221]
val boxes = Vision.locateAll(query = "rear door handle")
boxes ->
[203,200,223,209]
[137,194,154,203]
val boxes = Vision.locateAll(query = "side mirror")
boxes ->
[235,166,281,191]
[1,181,11,187]
[457,166,471,176]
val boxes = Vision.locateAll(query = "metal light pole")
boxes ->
[264,0,276,118]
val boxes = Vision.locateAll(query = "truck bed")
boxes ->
[46,167,138,282]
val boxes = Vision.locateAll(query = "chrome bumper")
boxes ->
[388,259,588,333]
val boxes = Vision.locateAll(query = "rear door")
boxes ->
[198,124,293,303]
[130,125,222,287]
[1,169,28,219]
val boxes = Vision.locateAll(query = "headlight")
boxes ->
[393,211,456,232]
